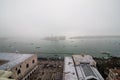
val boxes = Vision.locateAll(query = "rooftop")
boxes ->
[64,55,104,80]
[0,53,34,70]
[81,64,96,77]
[72,54,96,65]
[111,68,120,76]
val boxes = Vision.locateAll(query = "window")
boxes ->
[42,72,44,75]
[8,76,13,79]
[17,69,21,75]
[26,64,29,68]
[16,68,17,71]
[32,60,35,64]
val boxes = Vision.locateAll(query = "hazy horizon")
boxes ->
[0,0,120,37]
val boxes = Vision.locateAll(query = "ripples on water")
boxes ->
[0,37,120,58]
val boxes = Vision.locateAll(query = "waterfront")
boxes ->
[0,37,120,58]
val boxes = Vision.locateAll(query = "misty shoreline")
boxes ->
[69,35,120,39]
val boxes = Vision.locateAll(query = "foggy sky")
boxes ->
[0,0,120,37]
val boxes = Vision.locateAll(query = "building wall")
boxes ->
[10,54,37,80]
[107,69,117,80]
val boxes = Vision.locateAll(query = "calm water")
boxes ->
[0,37,120,58]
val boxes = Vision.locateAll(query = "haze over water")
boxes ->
[0,37,120,58]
